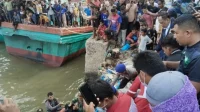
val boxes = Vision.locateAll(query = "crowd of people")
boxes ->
[0,0,93,30]
[1,0,200,111]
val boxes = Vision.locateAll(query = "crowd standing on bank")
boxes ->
[2,0,200,112]
[0,0,93,29]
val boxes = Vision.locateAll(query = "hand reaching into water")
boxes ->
[0,98,20,112]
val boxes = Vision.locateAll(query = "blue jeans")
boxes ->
[48,14,55,26]
[7,10,13,22]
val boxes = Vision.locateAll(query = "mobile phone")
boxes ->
[79,83,99,107]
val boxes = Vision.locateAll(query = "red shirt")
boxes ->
[93,0,101,7]
[107,93,137,112]
[127,76,152,112]
[142,13,154,29]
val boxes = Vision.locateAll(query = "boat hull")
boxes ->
[4,34,91,67]
[1,22,93,67]
[6,46,85,67]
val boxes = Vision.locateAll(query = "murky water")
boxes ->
[0,43,85,112]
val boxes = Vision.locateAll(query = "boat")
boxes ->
[0,22,93,67]
[0,30,4,42]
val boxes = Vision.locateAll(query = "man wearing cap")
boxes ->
[112,63,137,89]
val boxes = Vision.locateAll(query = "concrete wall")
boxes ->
[85,38,108,73]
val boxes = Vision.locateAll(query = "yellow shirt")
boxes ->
[40,15,49,23]
[74,7,79,16]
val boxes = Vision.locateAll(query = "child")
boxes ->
[96,20,107,41]
[138,28,152,52]
[108,8,122,41]
[100,8,109,28]
[13,11,20,31]
[89,6,100,39]
[126,27,139,48]
[20,6,26,23]
[39,14,49,27]
[74,3,80,26]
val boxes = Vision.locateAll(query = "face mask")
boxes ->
[96,107,106,112]
[139,74,148,87]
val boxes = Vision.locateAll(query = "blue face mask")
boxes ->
[95,107,106,112]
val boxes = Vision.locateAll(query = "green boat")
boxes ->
[0,22,93,67]
[0,30,4,42]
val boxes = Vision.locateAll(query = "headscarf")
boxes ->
[146,71,200,112]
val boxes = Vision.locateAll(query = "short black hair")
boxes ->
[89,79,114,102]
[133,51,167,77]
[158,11,170,20]
[84,72,100,84]
[174,14,200,33]
[132,26,138,31]
[158,0,165,4]
[120,5,126,11]
[161,33,180,49]
[111,8,116,12]
[141,28,147,34]
[47,92,53,97]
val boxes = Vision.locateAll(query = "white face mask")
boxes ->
[139,74,148,87]
[96,107,107,112]
[96,103,107,112]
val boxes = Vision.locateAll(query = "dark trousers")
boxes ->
[119,78,131,89]
[67,12,73,26]
[127,22,133,36]
[79,15,83,26]
[36,14,39,25]
[55,13,62,27]
[7,10,13,22]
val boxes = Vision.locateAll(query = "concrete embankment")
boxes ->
[85,38,108,73]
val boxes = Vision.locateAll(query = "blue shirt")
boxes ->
[178,41,200,82]
[101,13,108,27]
[84,7,91,16]
[110,15,122,32]
[54,4,61,12]
[61,8,67,14]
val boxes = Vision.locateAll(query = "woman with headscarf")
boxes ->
[146,71,200,112]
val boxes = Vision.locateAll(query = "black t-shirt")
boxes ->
[116,2,126,11]
[120,13,128,30]
[167,50,182,62]
[178,41,200,82]
[147,5,160,13]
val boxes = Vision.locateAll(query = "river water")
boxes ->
[0,43,85,112]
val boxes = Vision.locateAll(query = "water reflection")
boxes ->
[0,43,85,112]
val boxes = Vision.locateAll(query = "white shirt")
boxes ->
[48,6,54,15]
[165,21,171,36]
[139,35,152,51]
[68,3,74,13]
